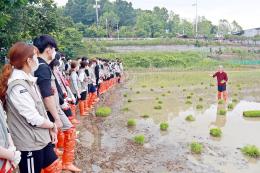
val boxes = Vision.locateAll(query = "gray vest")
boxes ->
[70,71,82,94]
[0,101,9,168]
[6,80,51,151]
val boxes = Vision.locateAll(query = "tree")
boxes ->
[218,19,231,36]
[99,11,119,37]
[231,20,243,32]
[197,16,213,37]
[114,0,136,26]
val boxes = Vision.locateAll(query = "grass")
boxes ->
[199,97,203,102]
[154,105,162,110]
[127,119,136,127]
[127,99,132,103]
[185,115,196,122]
[218,99,225,104]
[160,122,169,131]
[185,100,192,104]
[190,142,203,154]
[96,107,112,117]
[210,128,222,137]
[218,109,227,116]
[228,103,234,110]
[241,145,260,158]
[243,111,260,118]
[141,114,150,118]
[196,104,203,109]
[133,135,145,145]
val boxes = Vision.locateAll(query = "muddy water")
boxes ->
[75,71,260,173]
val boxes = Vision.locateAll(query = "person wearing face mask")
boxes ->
[0,42,61,173]
[33,35,81,172]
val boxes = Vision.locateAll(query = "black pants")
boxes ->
[19,143,57,173]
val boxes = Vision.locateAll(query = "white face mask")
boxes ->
[31,56,39,75]
[52,50,56,60]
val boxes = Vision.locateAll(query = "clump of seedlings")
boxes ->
[187,95,192,99]
[161,86,164,88]
[178,85,181,87]
[241,145,260,158]
[196,104,203,109]
[122,107,129,112]
[228,103,234,110]
[155,97,159,100]
[243,111,260,118]
[199,97,203,102]
[141,114,149,118]
[185,115,195,122]
[96,107,112,117]
[154,105,162,110]
[150,88,154,92]
[123,94,128,97]
[133,135,145,145]
[232,98,238,103]
[127,99,132,103]
[183,89,186,92]
[136,91,140,94]
[205,87,208,89]
[190,142,203,154]
[210,128,222,137]
[130,87,133,90]
[160,122,169,131]
[234,93,238,96]
[201,82,204,85]
[158,100,163,104]
[161,93,166,97]
[210,83,215,87]
[185,100,192,105]
[218,109,227,115]
[190,92,194,96]
[167,90,171,93]
[218,99,225,104]
[142,85,147,88]
[127,119,136,127]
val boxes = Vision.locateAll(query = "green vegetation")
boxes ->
[161,86,164,88]
[196,104,203,109]
[96,107,112,117]
[185,100,192,105]
[123,94,128,97]
[161,94,166,97]
[167,90,171,93]
[232,99,238,103]
[218,100,225,104]
[133,135,145,145]
[210,128,222,137]
[199,97,203,102]
[150,88,154,92]
[158,100,163,104]
[122,107,129,112]
[185,115,196,122]
[154,105,162,110]
[228,103,234,110]
[141,114,150,118]
[142,85,147,88]
[218,109,227,116]
[136,91,140,94]
[155,97,159,100]
[243,111,260,118]
[241,145,260,158]
[187,95,192,99]
[190,142,203,154]
[127,119,137,127]
[128,99,132,103]
[160,122,169,131]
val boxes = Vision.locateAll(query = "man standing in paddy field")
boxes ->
[212,65,228,101]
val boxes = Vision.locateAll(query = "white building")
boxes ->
[242,28,260,37]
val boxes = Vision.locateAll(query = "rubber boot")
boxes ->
[43,159,62,173]
[79,100,87,116]
[223,91,228,102]
[84,98,89,113]
[62,128,82,172]
[218,91,222,100]
[69,104,80,125]
[57,130,64,148]
[87,93,94,109]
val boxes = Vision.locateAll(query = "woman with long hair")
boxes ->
[0,42,61,173]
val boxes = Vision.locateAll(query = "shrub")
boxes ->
[190,142,203,154]
[210,128,222,137]
[243,111,260,117]
[241,145,260,158]
[154,105,162,110]
[133,135,145,145]
[96,107,112,117]
[186,115,195,122]
[196,104,203,109]
[127,119,136,127]
[160,122,169,131]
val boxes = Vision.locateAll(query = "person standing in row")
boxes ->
[212,65,228,101]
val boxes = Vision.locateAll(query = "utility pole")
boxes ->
[93,0,100,26]
[192,0,198,39]
[117,22,119,40]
